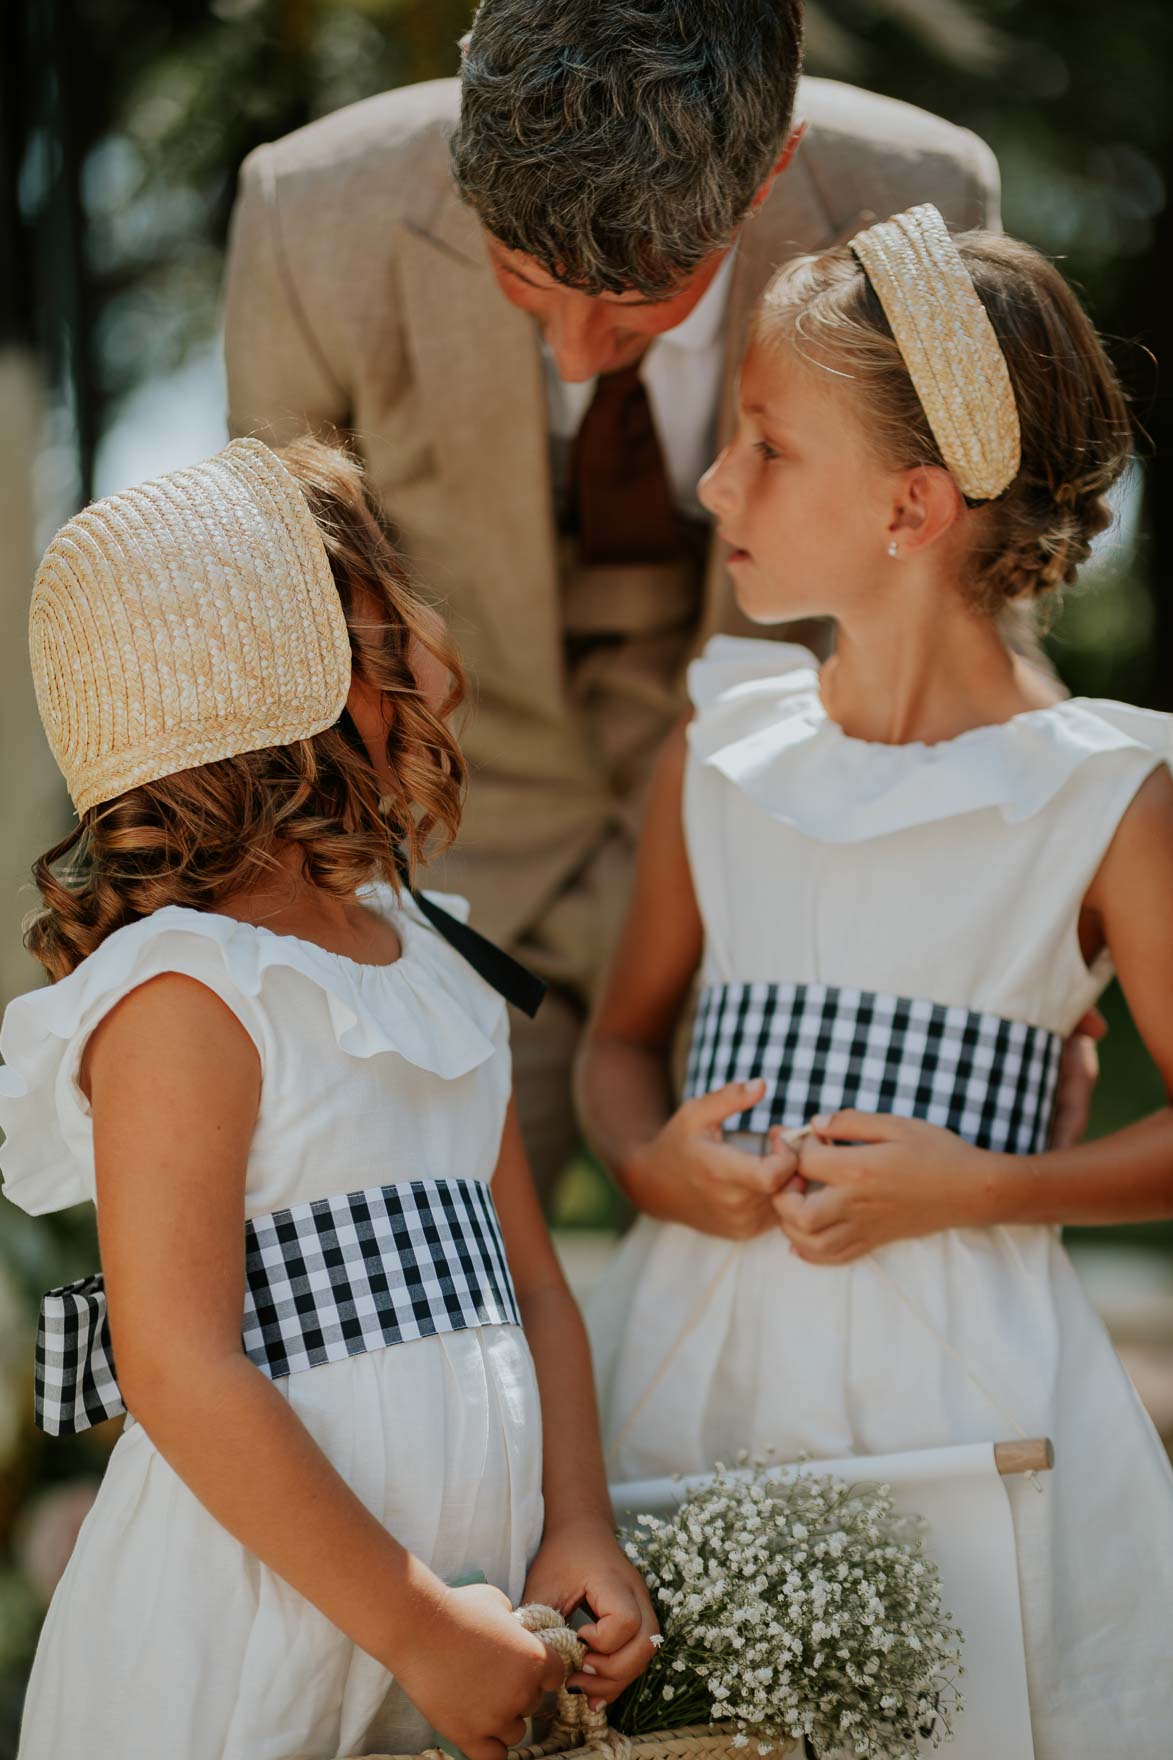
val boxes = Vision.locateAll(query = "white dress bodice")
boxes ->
[685,637,1170,1033]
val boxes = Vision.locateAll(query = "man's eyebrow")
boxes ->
[496,260,667,307]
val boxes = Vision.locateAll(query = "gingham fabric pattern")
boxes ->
[684,982,1062,1154]
[241,1177,519,1378]
[35,1274,120,1437]
[35,1177,520,1437]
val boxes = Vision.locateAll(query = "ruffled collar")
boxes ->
[688,638,1171,844]
[0,885,505,1217]
[101,884,500,1078]
[210,884,503,1078]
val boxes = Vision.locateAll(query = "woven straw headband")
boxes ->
[850,204,1021,501]
[30,439,352,815]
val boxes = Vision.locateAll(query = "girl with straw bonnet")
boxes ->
[579,206,1173,1753]
[0,436,656,1759]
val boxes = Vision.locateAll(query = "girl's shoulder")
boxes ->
[0,910,267,1216]
[0,886,507,1217]
[685,634,1172,845]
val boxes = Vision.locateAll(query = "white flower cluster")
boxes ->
[613,1460,963,1760]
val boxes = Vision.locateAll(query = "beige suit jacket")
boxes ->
[224,76,1000,955]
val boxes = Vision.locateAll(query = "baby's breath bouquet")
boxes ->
[611,1461,963,1760]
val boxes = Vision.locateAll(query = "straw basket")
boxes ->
[354,1605,800,1760]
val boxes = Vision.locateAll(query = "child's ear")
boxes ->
[887,465,965,555]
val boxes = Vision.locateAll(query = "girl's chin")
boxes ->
[732,581,821,627]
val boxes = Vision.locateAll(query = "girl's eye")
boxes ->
[754,440,780,462]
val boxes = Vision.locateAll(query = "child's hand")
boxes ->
[628,1080,798,1239]
[523,1516,659,1708]
[774,1111,1000,1264]
[1050,1008,1106,1149]
[397,1581,565,1760]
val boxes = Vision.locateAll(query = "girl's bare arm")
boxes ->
[993,762,1173,1225]
[89,973,559,1760]
[492,1098,657,1700]
[576,720,795,1238]
[782,765,1173,1262]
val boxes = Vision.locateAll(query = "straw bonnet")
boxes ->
[850,203,1021,501]
[30,438,352,815]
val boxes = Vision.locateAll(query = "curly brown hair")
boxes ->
[26,437,467,982]
[754,230,1133,615]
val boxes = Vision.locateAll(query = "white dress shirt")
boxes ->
[543,246,736,523]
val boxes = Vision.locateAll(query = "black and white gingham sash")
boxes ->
[684,982,1062,1155]
[35,1177,520,1437]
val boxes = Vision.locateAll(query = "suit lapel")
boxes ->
[393,188,564,714]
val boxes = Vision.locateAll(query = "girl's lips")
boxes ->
[718,528,751,565]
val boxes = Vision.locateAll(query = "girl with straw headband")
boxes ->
[0,436,655,1759]
[579,205,1173,1752]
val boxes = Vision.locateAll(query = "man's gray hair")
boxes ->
[451,1,805,298]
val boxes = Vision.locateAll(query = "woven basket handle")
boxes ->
[362,1605,627,1760]
[512,1605,625,1758]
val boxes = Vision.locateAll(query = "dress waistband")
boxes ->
[684,982,1062,1156]
[35,1177,520,1437]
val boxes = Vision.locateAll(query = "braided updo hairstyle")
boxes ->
[754,231,1132,615]
[27,437,467,981]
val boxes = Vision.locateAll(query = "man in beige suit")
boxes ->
[224,0,1004,1193]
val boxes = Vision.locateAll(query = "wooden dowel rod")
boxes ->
[994,1437,1054,1476]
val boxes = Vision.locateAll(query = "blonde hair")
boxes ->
[26,437,467,981]
[754,231,1133,614]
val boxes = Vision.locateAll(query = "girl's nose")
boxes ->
[697,447,733,518]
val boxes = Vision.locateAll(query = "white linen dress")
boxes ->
[0,885,544,1760]
[589,637,1173,1760]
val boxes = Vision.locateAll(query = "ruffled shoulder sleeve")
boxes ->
[0,889,517,1220]
[687,635,821,719]
[1076,698,1172,766]
[0,913,272,1218]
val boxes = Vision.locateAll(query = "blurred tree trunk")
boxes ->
[1,4,71,1010]
[0,355,66,1007]
[1125,142,1173,710]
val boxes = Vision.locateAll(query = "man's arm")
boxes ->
[223,145,350,444]
[961,118,1002,233]
[795,78,1001,239]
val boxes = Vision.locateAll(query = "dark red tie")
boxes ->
[568,361,681,565]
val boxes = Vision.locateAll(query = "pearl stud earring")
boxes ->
[887,541,899,558]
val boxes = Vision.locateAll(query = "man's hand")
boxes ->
[773,1111,1000,1265]
[1051,1009,1106,1150]
[523,1515,659,1709]
[625,1080,797,1239]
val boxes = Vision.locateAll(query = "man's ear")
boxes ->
[747,123,808,215]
